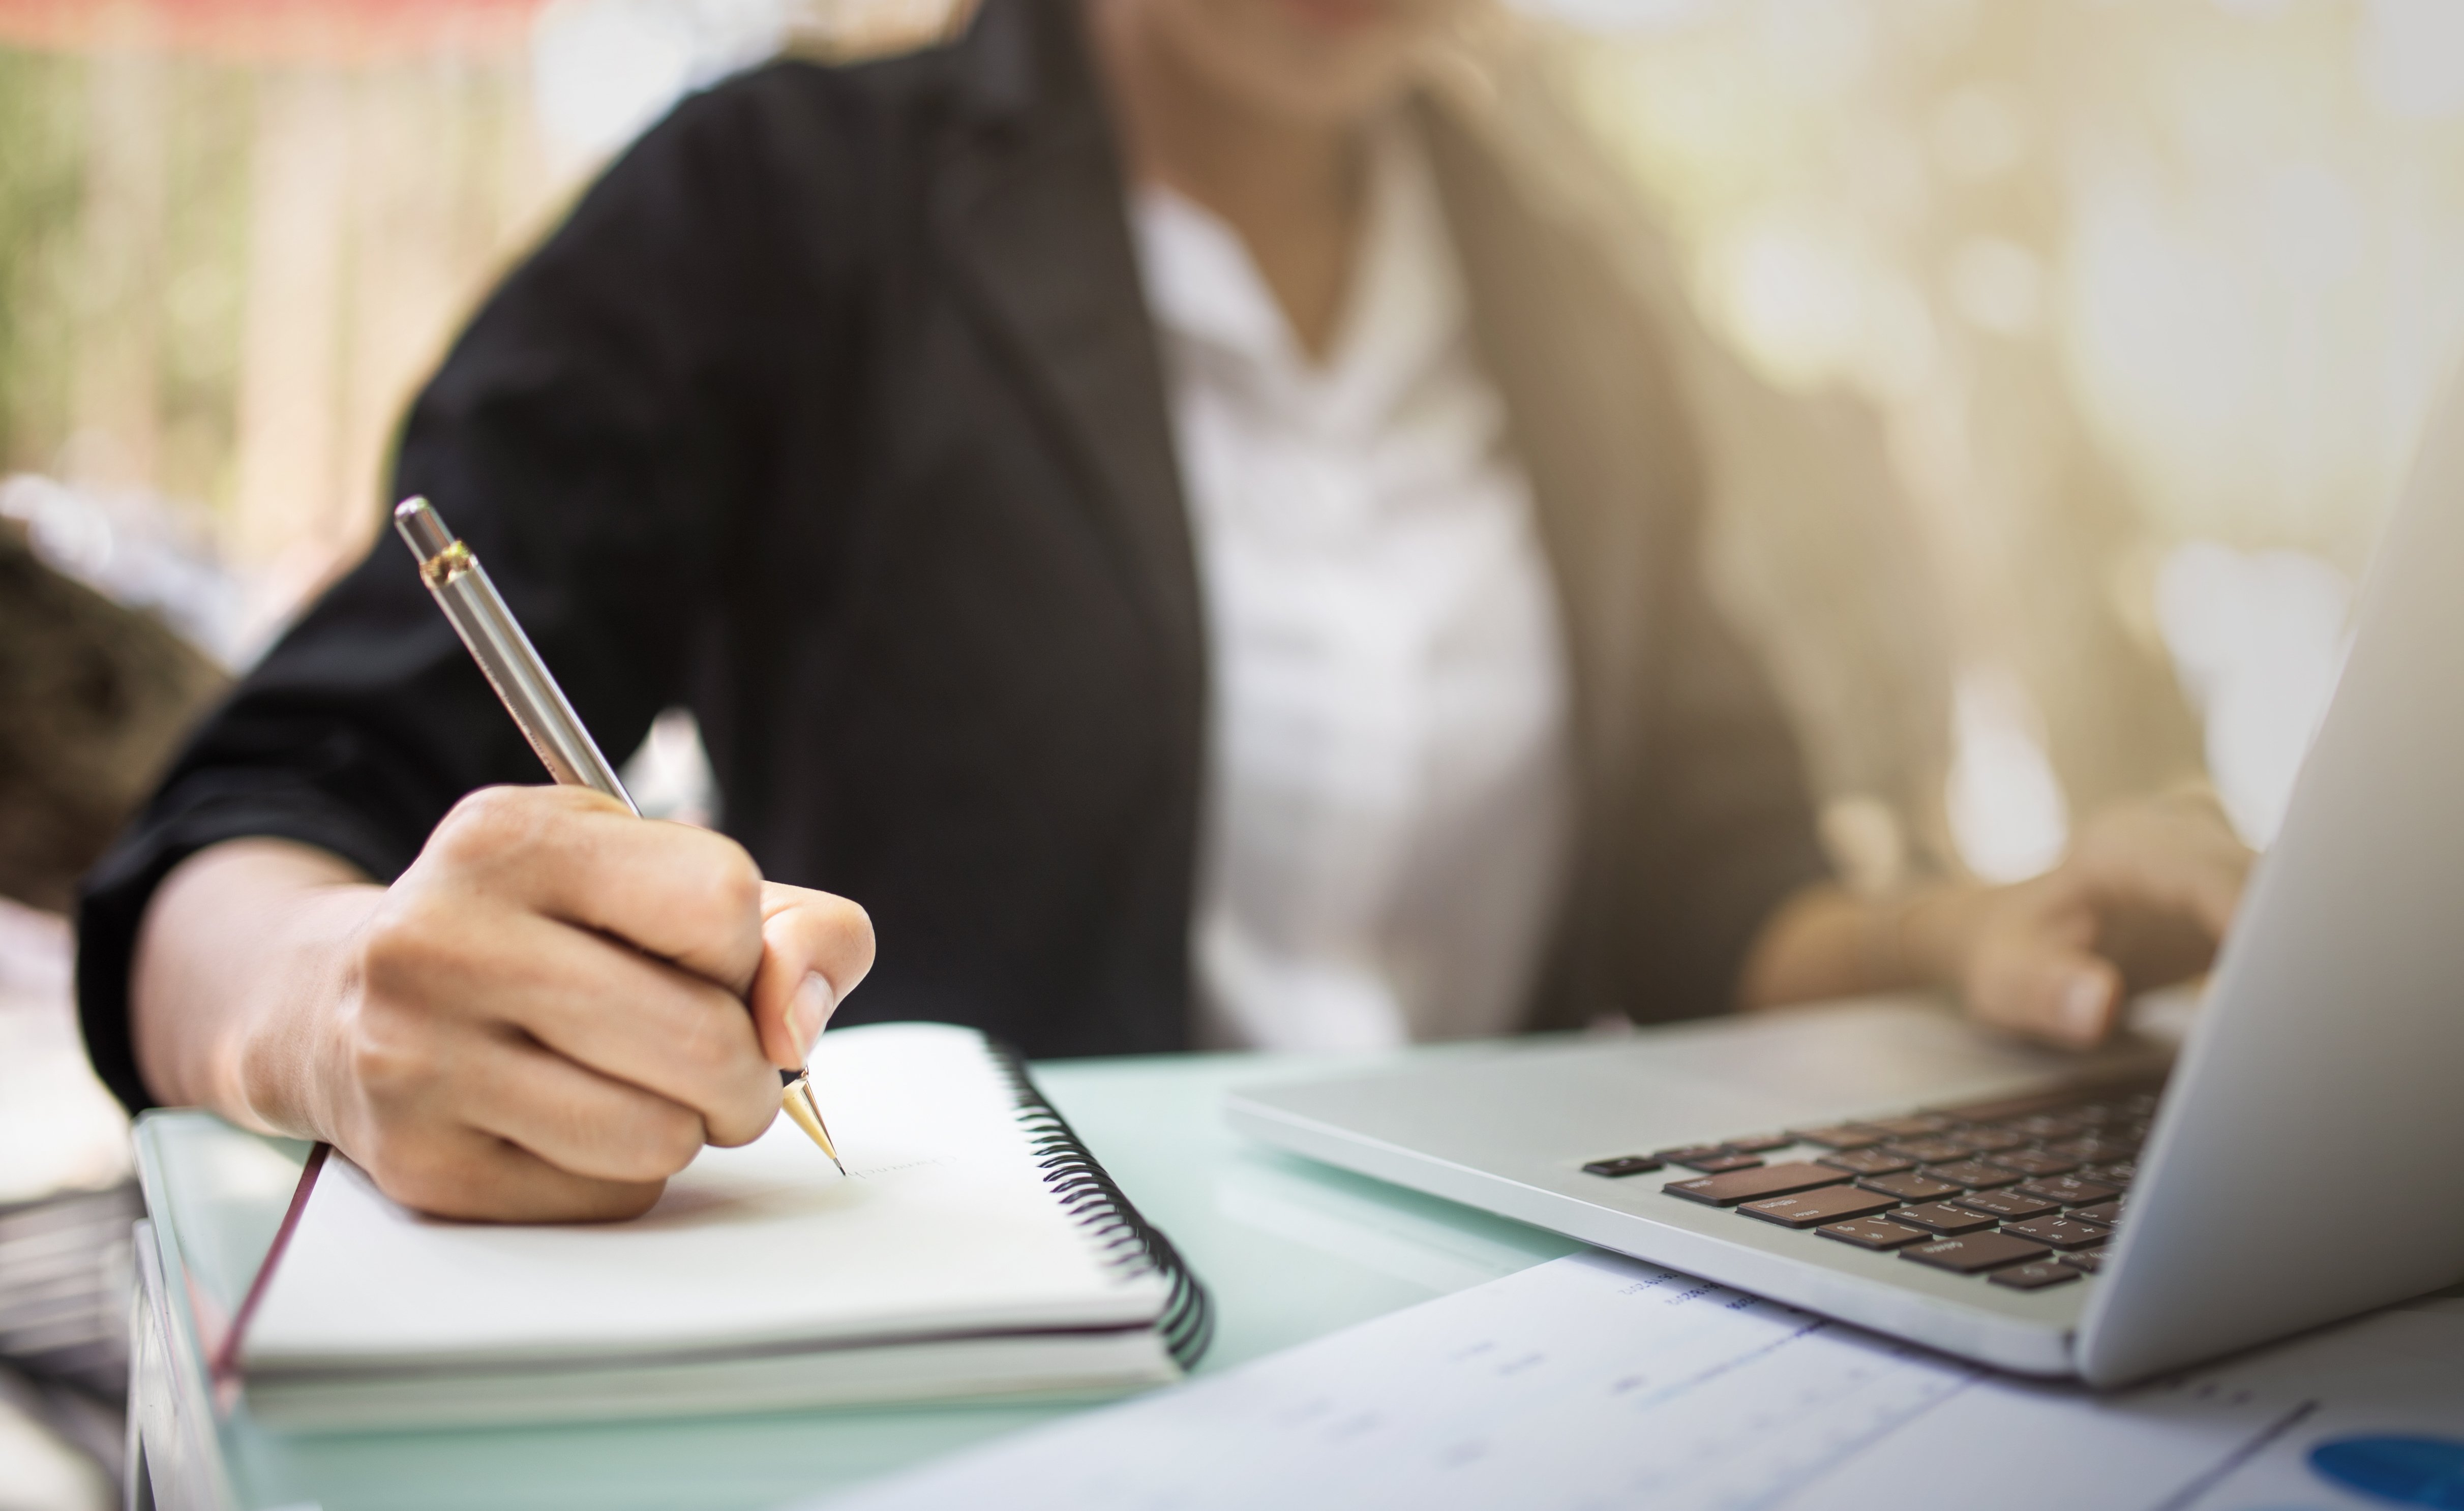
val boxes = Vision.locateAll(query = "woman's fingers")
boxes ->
[425,785,769,994]
[747,883,877,1072]
[2074,795,2254,940]
[338,785,855,1210]
[1956,794,2256,1051]
[362,835,781,1150]
[321,787,887,1207]
[454,1034,716,1185]
[478,920,782,1148]
[363,1120,671,1224]
[1965,881,2126,1050]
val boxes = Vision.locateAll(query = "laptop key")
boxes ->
[2000,1216,2113,1250]
[1818,1148,1916,1176]
[1986,1150,2081,1178]
[2071,1198,2124,1226]
[2004,1111,2093,1139]
[1951,1127,2028,1154]
[2014,1175,2121,1207]
[1818,1217,1930,1251]
[2047,1134,2141,1162]
[1890,1201,2000,1235]
[1788,1125,1885,1151]
[2080,1161,2137,1187]
[1923,1159,2022,1190]
[1580,1155,1665,1178]
[1880,1136,1977,1164]
[1925,1087,2084,1124]
[2065,1248,2108,1274]
[1956,1077,2163,1115]
[1664,1162,1851,1207]
[1901,1231,2052,1274]
[1952,1188,2061,1221]
[1675,1152,1766,1174]
[1990,1260,2084,1291]
[1857,1172,1965,1203]
[1723,1133,1797,1154]
[1739,1186,1901,1229]
[1656,1144,1732,1164]
[1853,1113,1959,1138]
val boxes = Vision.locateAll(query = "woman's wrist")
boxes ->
[232,879,384,1142]
[1740,879,1995,1009]
[1873,882,1992,998]
[132,838,380,1139]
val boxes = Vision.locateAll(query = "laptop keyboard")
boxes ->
[1578,1077,2158,1293]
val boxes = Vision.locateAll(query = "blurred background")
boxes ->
[6,0,2464,1503]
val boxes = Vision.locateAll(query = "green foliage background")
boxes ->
[0,46,256,512]
[0,49,86,477]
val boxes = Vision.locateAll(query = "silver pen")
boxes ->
[393,496,847,1175]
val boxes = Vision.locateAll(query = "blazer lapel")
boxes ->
[928,0,1205,717]
[1422,100,1696,1023]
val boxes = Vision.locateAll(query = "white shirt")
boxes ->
[1129,123,1575,1051]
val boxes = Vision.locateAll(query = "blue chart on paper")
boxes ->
[2309,1437,2464,1508]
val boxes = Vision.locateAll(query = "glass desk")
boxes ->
[129,1045,1582,1511]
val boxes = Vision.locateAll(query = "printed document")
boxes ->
[809,1249,2464,1511]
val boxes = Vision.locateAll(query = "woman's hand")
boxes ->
[1741,790,2253,1049]
[132,786,874,1222]
[1942,792,2251,1048]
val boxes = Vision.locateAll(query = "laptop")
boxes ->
[1226,380,2464,1389]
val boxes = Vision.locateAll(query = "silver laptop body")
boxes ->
[1227,379,2464,1388]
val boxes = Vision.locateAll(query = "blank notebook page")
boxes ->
[244,1023,1169,1370]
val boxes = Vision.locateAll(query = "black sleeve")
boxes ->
[1618,563,1835,1025]
[74,76,817,1113]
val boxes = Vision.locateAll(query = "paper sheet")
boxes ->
[809,1250,2464,1511]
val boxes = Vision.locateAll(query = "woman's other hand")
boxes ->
[1946,792,2251,1048]
[1741,790,2254,1050]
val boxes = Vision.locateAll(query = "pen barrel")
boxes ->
[426,558,638,814]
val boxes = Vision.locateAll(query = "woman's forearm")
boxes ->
[130,838,382,1135]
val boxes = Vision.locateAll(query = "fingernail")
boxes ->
[2063,974,2108,1039]
[791,971,835,1054]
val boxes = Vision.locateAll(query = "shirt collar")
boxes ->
[1130,117,1467,435]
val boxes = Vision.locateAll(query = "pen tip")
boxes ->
[780,1074,846,1172]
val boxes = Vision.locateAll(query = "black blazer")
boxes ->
[76,0,1829,1111]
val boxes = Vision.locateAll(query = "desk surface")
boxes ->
[138,1045,1582,1511]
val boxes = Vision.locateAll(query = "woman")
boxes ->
[79,0,2249,1220]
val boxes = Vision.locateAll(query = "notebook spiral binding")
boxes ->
[988,1042,1215,1372]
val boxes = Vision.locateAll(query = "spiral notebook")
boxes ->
[235,1022,1211,1431]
